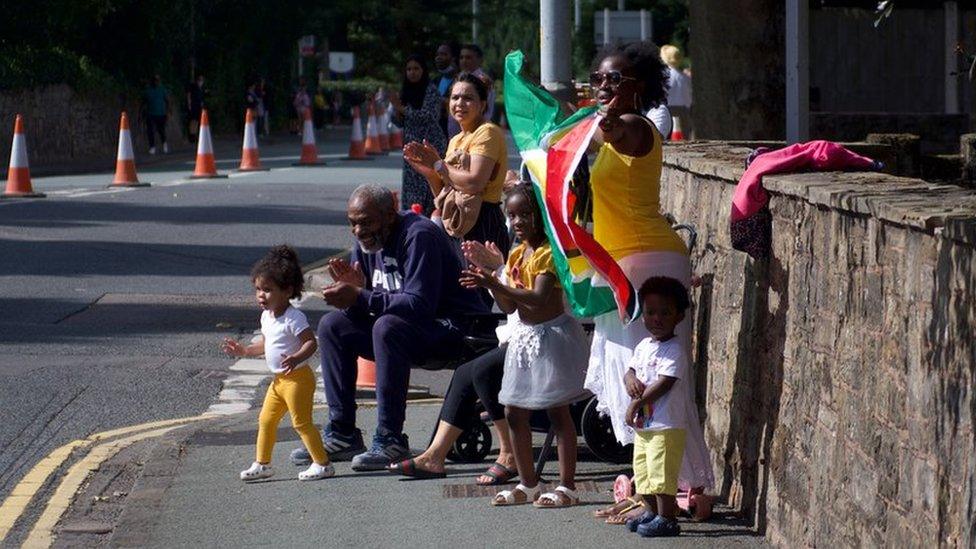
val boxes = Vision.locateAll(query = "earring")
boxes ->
[633,92,644,113]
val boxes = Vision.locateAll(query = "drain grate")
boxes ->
[442,480,603,498]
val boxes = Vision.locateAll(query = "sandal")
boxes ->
[593,496,640,518]
[533,485,580,508]
[476,462,517,486]
[491,483,540,506]
[387,458,446,479]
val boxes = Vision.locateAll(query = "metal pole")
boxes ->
[617,0,625,10]
[540,0,573,102]
[640,9,650,41]
[786,0,809,143]
[946,1,960,114]
[575,0,582,31]
[472,0,479,43]
[603,8,611,46]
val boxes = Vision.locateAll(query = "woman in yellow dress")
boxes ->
[583,41,713,494]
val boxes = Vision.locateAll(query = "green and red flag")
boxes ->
[503,51,640,324]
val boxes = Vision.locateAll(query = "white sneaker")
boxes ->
[298,462,335,481]
[240,462,273,481]
[163,143,170,154]
[149,147,157,155]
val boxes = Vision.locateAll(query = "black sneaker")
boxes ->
[289,425,365,465]
[350,431,410,472]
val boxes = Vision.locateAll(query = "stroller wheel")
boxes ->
[580,397,633,464]
[447,421,492,463]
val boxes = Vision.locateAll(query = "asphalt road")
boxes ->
[0,130,402,518]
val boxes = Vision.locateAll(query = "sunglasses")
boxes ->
[589,70,637,88]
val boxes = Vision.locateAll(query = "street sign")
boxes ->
[594,10,652,45]
[329,52,355,74]
[299,35,316,57]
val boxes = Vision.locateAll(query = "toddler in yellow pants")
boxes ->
[222,245,332,482]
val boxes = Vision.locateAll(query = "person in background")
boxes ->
[245,81,260,115]
[186,74,206,141]
[391,54,447,216]
[292,77,311,134]
[144,74,169,154]
[256,77,269,135]
[660,45,692,139]
[447,44,494,138]
[433,42,459,137]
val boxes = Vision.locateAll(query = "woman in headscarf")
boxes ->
[391,54,447,216]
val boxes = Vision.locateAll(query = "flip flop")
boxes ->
[387,458,446,479]
[476,462,517,486]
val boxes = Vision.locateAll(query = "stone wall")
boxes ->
[0,85,186,175]
[661,142,975,547]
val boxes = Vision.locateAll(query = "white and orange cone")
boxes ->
[110,112,150,187]
[364,104,382,155]
[238,108,268,171]
[293,108,322,166]
[378,106,391,151]
[190,110,227,179]
[3,115,44,198]
[390,122,403,149]
[343,106,371,161]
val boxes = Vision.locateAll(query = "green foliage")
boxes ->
[0,46,120,95]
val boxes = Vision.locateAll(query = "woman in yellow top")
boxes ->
[583,41,714,497]
[402,73,511,262]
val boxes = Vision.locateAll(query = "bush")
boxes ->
[0,46,122,95]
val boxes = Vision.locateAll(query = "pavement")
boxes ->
[46,399,765,549]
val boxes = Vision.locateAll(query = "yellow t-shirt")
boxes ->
[505,242,561,290]
[590,123,688,259]
[446,122,507,203]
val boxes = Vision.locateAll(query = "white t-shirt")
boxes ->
[626,336,689,431]
[646,105,672,141]
[666,67,692,108]
[260,306,311,374]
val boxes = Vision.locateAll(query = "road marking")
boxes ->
[21,425,187,548]
[0,415,211,543]
[205,359,327,416]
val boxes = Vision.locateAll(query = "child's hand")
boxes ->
[623,369,646,399]
[460,266,498,289]
[462,240,504,271]
[280,354,299,374]
[328,258,364,288]
[221,338,246,358]
[625,399,644,429]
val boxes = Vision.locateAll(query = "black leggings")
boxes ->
[438,344,506,428]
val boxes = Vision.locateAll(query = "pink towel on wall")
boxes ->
[731,140,880,222]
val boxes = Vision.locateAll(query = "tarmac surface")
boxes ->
[54,402,765,548]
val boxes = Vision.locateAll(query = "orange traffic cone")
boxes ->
[378,107,391,151]
[238,108,268,171]
[3,115,44,199]
[364,104,382,155]
[293,108,322,166]
[343,106,371,161]
[356,357,376,388]
[190,110,228,179]
[110,112,150,187]
[390,122,403,149]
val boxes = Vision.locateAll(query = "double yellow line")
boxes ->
[0,414,214,548]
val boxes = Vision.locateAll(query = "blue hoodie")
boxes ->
[352,212,487,321]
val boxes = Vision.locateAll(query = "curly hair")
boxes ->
[251,245,304,299]
[638,276,690,312]
[592,40,669,109]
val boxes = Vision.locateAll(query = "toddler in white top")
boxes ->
[622,276,695,538]
[221,245,333,482]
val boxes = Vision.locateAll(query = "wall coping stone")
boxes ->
[663,141,976,246]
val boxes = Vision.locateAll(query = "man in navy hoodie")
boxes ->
[291,184,488,471]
